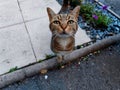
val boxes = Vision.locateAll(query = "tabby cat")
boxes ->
[47,1,80,62]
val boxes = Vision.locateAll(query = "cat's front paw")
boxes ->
[57,55,63,63]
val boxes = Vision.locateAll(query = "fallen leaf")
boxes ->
[40,69,48,74]
[61,66,65,69]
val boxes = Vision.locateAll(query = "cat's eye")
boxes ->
[68,20,74,24]
[53,21,60,24]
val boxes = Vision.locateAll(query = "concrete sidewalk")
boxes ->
[0,0,90,75]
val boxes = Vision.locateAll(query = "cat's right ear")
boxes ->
[47,7,56,21]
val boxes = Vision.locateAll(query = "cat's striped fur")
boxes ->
[47,1,80,62]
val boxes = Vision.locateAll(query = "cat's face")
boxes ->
[47,6,80,37]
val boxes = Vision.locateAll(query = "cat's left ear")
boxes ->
[47,7,56,21]
[71,6,80,19]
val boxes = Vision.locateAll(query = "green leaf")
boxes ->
[9,66,18,73]
[45,54,55,59]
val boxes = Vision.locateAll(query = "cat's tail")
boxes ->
[59,0,71,14]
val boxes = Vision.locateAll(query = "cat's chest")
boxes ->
[52,36,74,51]
[58,38,69,48]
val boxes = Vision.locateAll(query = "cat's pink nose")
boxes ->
[61,24,67,30]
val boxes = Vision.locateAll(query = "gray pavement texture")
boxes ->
[2,42,120,90]
[2,0,120,90]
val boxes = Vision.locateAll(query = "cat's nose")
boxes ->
[61,24,67,30]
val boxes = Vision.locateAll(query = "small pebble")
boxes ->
[45,75,48,79]
[115,27,119,31]
[61,66,65,68]
[91,62,95,66]
[96,35,99,39]
[89,53,93,56]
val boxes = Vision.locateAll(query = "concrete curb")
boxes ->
[0,58,57,89]
[94,0,120,20]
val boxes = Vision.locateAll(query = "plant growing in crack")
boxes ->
[9,66,18,73]
[45,54,55,59]
[38,59,44,63]
[38,54,55,63]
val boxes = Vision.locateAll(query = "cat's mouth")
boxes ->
[60,31,69,35]
[59,32,70,37]
[61,31,67,35]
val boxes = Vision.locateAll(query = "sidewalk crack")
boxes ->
[16,0,37,61]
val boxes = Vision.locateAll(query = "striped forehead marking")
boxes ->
[56,14,75,21]
[57,15,61,20]
[57,14,70,20]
